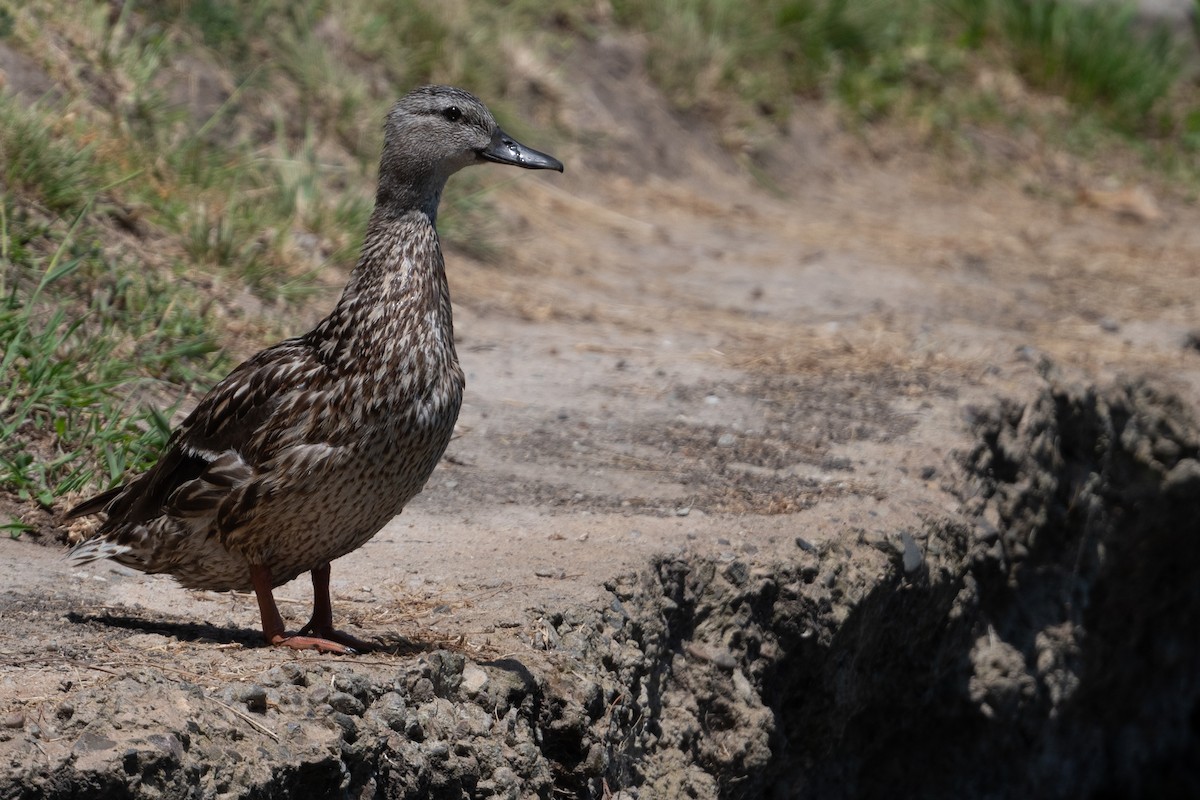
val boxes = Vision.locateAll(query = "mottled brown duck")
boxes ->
[66,86,563,654]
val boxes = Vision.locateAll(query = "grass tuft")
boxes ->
[994,0,1183,134]
[0,197,221,509]
[609,0,1195,152]
[0,97,101,214]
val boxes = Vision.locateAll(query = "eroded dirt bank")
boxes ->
[2,377,1198,799]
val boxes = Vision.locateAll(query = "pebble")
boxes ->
[685,643,737,670]
[405,718,425,742]
[330,712,357,742]
[308,686,331,707]
[492,766,518,788]
[900,531,925,574]
[3,712,24,729]
[241,685,268,713]
[280,663,308,687]
[371,692,408,732]
[461,663,489,695]
[328,692,365,717]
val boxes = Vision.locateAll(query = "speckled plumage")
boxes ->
[67,86,563,653]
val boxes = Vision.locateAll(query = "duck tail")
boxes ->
[67,536,132,565]
[65,486,123,519]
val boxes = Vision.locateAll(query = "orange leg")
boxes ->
[298,563,375,653]
[249,563,363,655]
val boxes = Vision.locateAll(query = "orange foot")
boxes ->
[267,631,365,655]
[297,622,375,654]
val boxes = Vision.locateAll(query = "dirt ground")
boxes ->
[3,38,1200,799]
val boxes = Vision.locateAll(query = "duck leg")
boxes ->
[297,563,375,653]
[249,563,359,654]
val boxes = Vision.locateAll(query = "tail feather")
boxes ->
[67,537,132,565]
[66,486,124,519]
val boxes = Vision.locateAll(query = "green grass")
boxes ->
[0,99,104,215]
[608,0,1196,156]
[0,197,222,513]
[976,0,1184,135]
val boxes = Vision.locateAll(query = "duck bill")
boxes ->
[480,127,564,172]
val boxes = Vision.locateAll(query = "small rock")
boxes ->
[732,669,756,704]
[795,536,816,552]
[723,560,749,586]
[492,766,518,788]
[328,692,365,717]
[407,676,433,706]
[3,712,24,729]
[900,531,925,574]
[330,712,357,742]
[1079,184,1161,223]
[332,671,373,701]
[280,663,308,687]
[716,432,736,447]
[685,643,737,671]
[241,685,269,713]
[461,663,489,695]
[370,692,408,732]
[73,730,116,753]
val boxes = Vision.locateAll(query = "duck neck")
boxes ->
[311,208,457,377]
[375,161,448,225]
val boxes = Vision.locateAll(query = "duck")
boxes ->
[66,86,563,654]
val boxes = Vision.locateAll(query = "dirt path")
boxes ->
[3,68,1200,797]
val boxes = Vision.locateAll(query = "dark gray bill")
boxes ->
[480,127,564,172]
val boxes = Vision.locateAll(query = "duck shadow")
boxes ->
[67,610,264,648]
[67,611,433,656]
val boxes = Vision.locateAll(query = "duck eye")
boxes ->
[442,106,463,122]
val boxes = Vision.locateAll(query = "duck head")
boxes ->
[376,85,563,220]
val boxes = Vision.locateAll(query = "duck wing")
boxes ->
[68,336,334,542]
